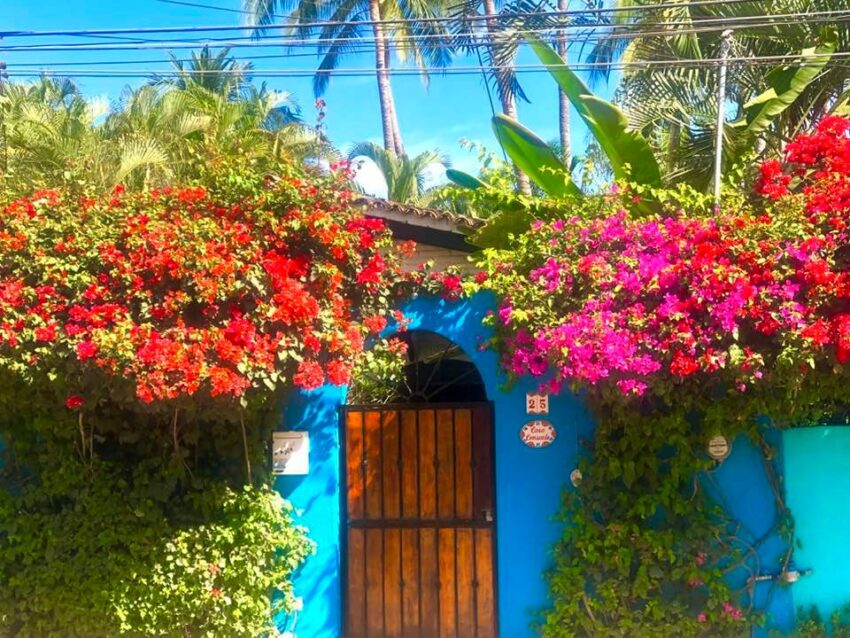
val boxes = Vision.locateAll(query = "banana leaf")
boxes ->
[468,208,534,249]
[446,168,486,189]
[736,30,837,139]
[528,38,662,188]
[491,114,582,198]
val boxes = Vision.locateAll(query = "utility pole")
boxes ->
[713,29,733,206]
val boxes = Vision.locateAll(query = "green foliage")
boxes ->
[782,606,850,637]
[0,458,310,638]
[0,384,312,637]
[445,168,486,190]
[348,142,449,205]
[347,337,410,404]
[0,50,333,198]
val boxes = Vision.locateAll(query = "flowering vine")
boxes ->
[0,168,403,413]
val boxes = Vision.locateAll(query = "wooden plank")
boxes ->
[401,528,421,638]
[438,528,458,638]
[471,406,493,522]
[456,528,476,637]
[347,528,366,638]
[454,409,473,520]
[418,410,437,519]
[474,529,496,638]
[364,411,383,520]
[384,528,402,638]
[436,409,456,520]
[419,527,439,638]
[365,528,385,637]
[400,410,419,519]
[382,410,401,520]
[346,411,365,520]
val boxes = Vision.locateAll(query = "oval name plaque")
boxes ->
[520,420,556,448]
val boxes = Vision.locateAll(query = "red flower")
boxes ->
[834,315,850,364]
[357,254,385,285]
[363,314,387,334]
[34,324,57,342]
[670,351,700,377]
[76,340,99,361]
[326,359,351,385]
[65,395,85,410]
[293,359,324,390]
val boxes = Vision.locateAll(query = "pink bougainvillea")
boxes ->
[480,116,850,397]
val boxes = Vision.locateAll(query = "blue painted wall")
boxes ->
[704,433,794,635]
[274,292,596,637]
[270,292,846,636]
[274,385,346,638]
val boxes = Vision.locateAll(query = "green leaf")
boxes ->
[445,168,486,190]
[527,38,662,188]
[491,114,581,198]
[737,30,837,139]
[468,209,534,249]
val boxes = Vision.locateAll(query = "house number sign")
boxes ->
[526,392,549,415]
[520,420,556,448]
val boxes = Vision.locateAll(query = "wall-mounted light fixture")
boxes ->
[707,434,731,462]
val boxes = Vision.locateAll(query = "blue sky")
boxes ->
[3,0,616,187]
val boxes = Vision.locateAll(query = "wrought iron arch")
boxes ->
[350,330,487,404]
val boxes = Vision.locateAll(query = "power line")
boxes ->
[0,12,845,53]
[3,49,842,79]
[0,0,767,39]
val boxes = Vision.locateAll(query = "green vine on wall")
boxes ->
[460,118,850,635]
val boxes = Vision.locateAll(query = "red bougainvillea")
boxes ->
[479,116,850,398]
[0,170,403,409]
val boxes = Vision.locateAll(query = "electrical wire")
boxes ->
[3,49,843,79]
[0,0,769,39]
[0,11,845,53]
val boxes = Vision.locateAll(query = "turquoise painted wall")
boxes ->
[783,426,850,622]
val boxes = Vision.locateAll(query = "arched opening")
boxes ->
[348,329,487,405]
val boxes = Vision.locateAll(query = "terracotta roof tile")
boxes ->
[354,196,484,231]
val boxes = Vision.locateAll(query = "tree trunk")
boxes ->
[482,0,531,194]
[557,0,570,166]
[385,42,405,157]
[666,120,680,178]
[369,0,404,156]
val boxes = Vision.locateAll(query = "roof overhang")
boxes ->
[355,197,482,253]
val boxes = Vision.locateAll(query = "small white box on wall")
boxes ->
[272,431,310,475]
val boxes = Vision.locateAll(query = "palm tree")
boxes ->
[348,141,448,203]
[244,0,453,157]
[585,0,850,188]
[0,77,106,193]
[0,49,335,196]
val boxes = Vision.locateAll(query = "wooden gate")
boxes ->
[342,404,497,638]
